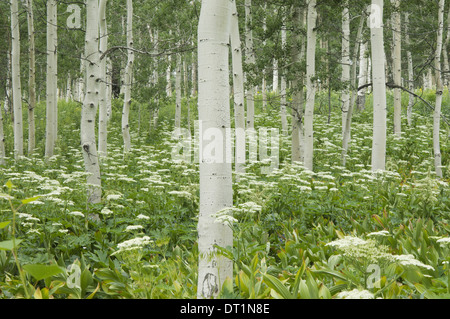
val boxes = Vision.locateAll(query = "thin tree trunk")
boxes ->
[122,0,133,153]
[10,0,23,159]
[230,0,246,175]
[370,0,387,171]
[303,0,317,171]
[81,0,102,204]
[0,101,5,165]
[391,0,402,136]
[26,0,36,155]
[280,26,288,135]
[245,0,255,129]
[98,0,108,157]
[197,0,233,299]
[405,13,414,126]
[175,52,182,128]
[434,0,445,178]
[341,4,350,137]
[45,0,57,159]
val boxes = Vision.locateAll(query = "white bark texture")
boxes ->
[303,0,317,171]
[391,0,402,136]
[280,27,288,135]
[370,0,387,171]
[98,0,108,157]
[244,0,255,129]
[197,0,233,299]
[434,0,445,178]
[81,0,102,204]
[11,0,23,158]
[26,0,36,155]
[45,0,57,158]
[230,0,246,175]
[341,5,350,137]
[175,53,182,128]
[405,13,414,126]
[122,0,133,152]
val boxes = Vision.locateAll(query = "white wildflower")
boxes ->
[125,225,144,231]
[437,238,450,246]
[115,236,153,253]
[137,214,150,220]
[100,207,113,215]
[337,289,374,299]
[393,254,435,271]
[106,194,122,201]
[326,236,368,249]
[367,230,390,237]
[69,211,85,217]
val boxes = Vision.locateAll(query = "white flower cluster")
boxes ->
[392,254,435,271]
[337,289,374,299]
[113,236,153,255]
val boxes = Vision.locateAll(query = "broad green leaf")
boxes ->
[21,196,41,205]
[5,180,14,190]
[262,273,293,299]
[23,264,64,281]
[0,239,22,250]
[0,221,11,229]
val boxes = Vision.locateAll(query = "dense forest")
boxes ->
[0,0,450,300]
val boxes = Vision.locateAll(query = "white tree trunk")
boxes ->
[391,0,402,136]
[244,0,255,129]
[303,0,317,171]
[434,0,445,178]
[45,0,57,159]
[405,13,414,126]
[197,0,233,299]
[10,0,23,159]
[280,27,288,135]
[230,0,246,175]
[98,0,109,157]
[370,0,387,171]
[0,101,5,165]
[26,0,36,155]
[122,0,133,153]
[175,52,182,128]
[357,40,368,110]
[81,0,102,204]
[341,5,350,137]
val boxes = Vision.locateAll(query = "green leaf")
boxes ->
[21,196,41,205]
[5,180,14,190]
[23,264,64,281]
[0,239,22,250]
[262,273,293,299]
[0,221,11,229]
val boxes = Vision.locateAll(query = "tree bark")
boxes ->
[369,0,387,171]
[341,4,350,137]
[45,0,58,159]
[81,0,102,204]
[25,0,36,155]
[10,0,23,159]
[391,0,402,136]
[244,0,255,129]
[98,0,109,157]
[405,12,414,126]
[122,0,133,153]
[303,0,317,171]
[197,0,233,299]
[434,0,445,178]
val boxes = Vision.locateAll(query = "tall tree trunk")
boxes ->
[230,0,246,175]
[356,40,368,111]
[434,0,445,178]
[370,0,387,171]
[122,0,133,153]
[0,101,5,165]
[341,4,350,137]
[45,0,57,159]
[98,0,109,157]
[280,26,288,135]
[26,0,36,155]
[391,0,402,136]
[10,0,23,159]
[81,0,102,204]
[197,0,233,299]
[405,12,414,126]
[244,0,255,129]
[175,52,182,128]
[291,6,305,163]
[303,0,317,171]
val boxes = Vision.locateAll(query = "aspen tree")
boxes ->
[25,0,36,155]
[245,0,255,129]
[81,0,102,204]
[405,13,414,126]
[280,26,288,135]
[391,0,402,136]
[10,0,23,159]
[230,0,246,175]
[45,0,57,159]
[197,0,233,299]
[175,52,182,129]
[98,0,109,157]
[434,0,445,178]
[0,101,4,165]
[122,0,133,153]
[369,0,387,171]
[303,0,317,171]
[341,4,350,137]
